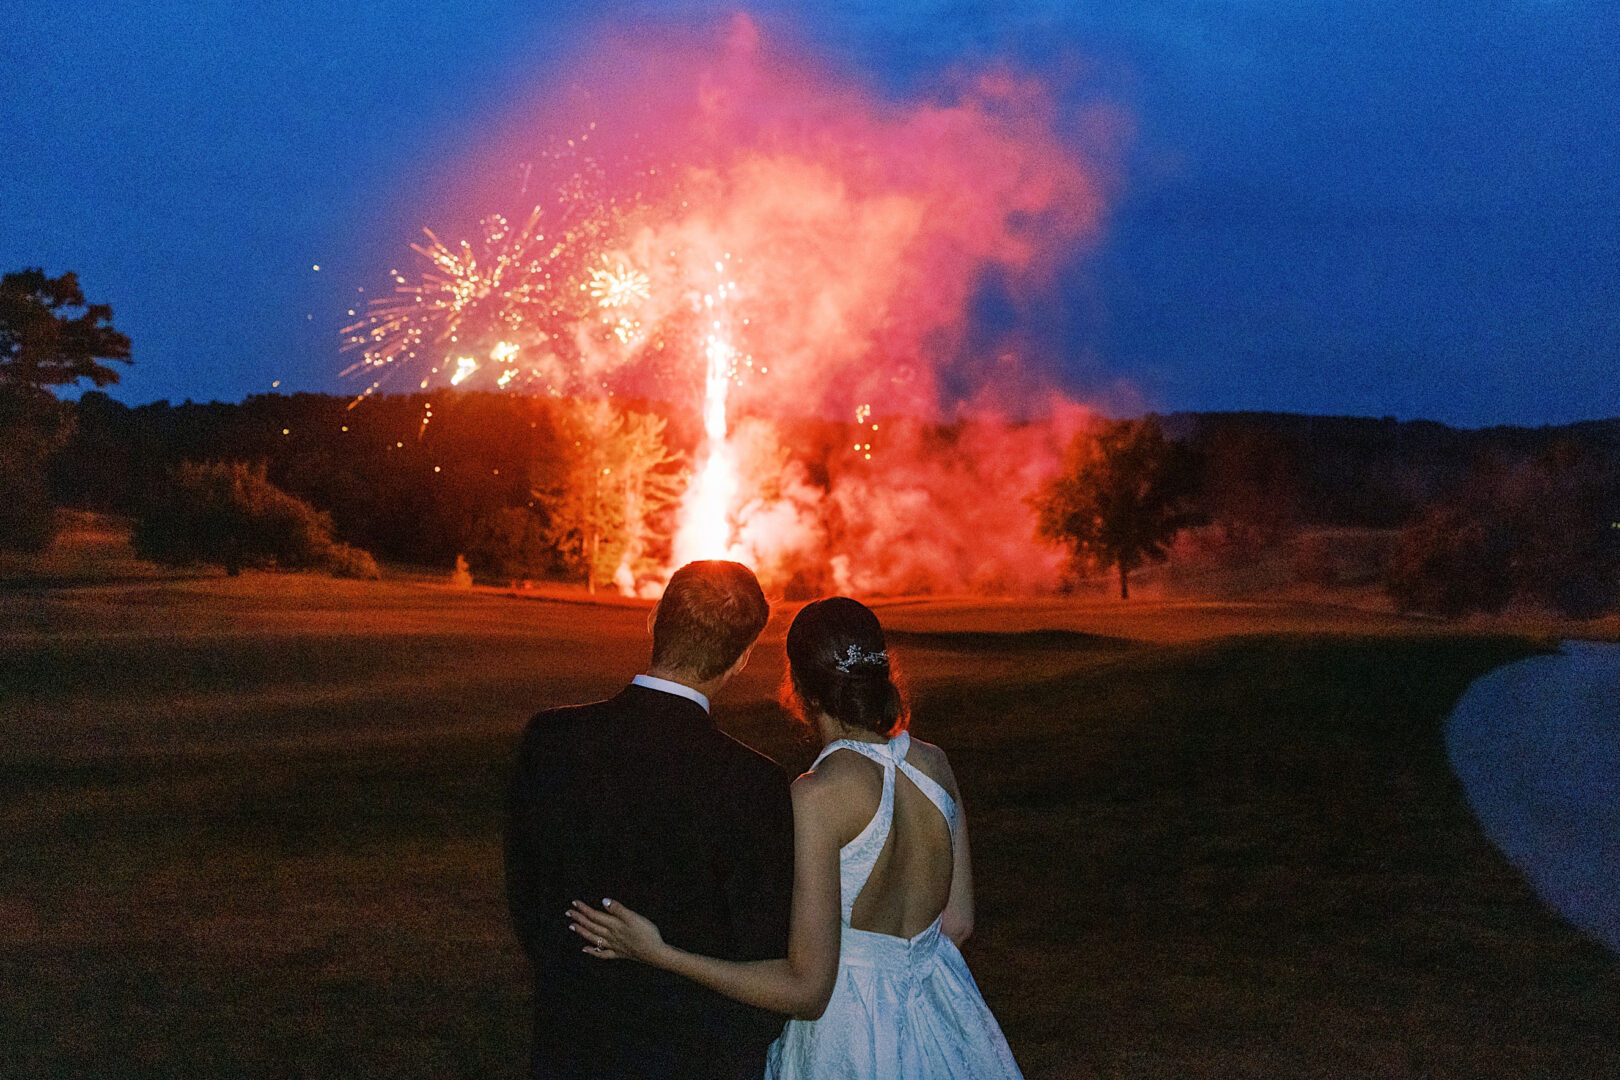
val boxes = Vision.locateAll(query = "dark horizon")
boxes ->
[70,385,1620,437]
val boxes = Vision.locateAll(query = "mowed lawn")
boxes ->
[3,575,1618,1078]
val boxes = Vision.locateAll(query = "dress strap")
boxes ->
[897,759,960,838]
[811,734,908,923]
[811,733,959,836]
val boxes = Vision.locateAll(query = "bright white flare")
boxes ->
[672,316,741,564]
[450,356,479,386]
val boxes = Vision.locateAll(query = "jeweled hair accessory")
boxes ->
[834,643,888,674]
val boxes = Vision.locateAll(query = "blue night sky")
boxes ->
[4,1,1616,426]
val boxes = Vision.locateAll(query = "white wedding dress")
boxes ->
[765,732,1024,1079]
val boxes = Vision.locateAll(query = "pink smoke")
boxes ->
[503,15,1125,593]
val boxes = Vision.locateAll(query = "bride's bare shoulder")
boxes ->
[792,747,884,838]
[794,745,880,790]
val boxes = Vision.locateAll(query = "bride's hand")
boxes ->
[567,898,668,965]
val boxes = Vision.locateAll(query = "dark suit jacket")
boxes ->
[504,683,795,1080]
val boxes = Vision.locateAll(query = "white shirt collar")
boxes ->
[631,674,711,714]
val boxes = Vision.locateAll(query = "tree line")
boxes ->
[5,267,1618,614]
[34,390,1616,615]
[48,388,692,590]
[1031,413,1619,615]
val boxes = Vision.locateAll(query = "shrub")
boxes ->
[133,461,377,577]
[324,541,381,580]
[464,507,553,580]
[1386,443,1619,618]
[1386,504,1515,617]
[449,554,474,589]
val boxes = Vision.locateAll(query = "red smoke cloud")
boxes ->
[506,15,1123,593]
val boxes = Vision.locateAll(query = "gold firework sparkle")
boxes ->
[341,207,549,377]
[588,258,652,308]
[341,157,627,398]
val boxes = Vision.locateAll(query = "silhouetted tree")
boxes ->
[464,507,554,581]
[1030,417,1199,599]
[0,388,74,552]
[0,269,131,391]
[1505,441,1620,616]
[1386,500,1516,617]
[0,270,132,552]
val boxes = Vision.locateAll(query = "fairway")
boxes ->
[3,575,1618,1078]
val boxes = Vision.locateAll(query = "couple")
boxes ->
[504,560,1023,1079]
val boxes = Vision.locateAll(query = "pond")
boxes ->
[1447,640,1620,956]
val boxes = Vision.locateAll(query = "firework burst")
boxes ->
[588,258,652,309]
[342,172,629,398]
[341,208,547,377]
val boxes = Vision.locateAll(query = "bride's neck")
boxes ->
[815,712,886,747]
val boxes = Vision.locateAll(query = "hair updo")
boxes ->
[782,597,907,738]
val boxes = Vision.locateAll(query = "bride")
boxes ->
[568,596,1023,1078]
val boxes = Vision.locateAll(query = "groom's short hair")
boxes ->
[651,561,770,681]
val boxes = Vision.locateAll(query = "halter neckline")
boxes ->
[810,730,959,926]
[816,730,911,767]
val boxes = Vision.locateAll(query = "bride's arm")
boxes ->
[569,773,844,1020]
[937,753,975,945]
[941,810,975,944]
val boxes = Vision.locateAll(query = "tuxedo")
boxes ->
[504,681,795,1079]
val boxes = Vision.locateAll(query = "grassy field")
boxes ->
[4,557,1619,1077]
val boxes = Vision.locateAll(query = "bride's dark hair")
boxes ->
[782,597,907,738]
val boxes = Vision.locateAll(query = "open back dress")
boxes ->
[765,731,1024,1079]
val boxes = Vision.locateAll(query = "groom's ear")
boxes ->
[647,599,661,638]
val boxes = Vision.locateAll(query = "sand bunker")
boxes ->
[1447,640,1620,956]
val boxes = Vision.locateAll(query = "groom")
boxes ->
[504,560,794,1079]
